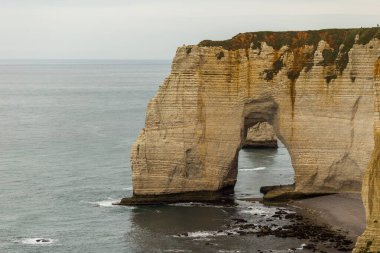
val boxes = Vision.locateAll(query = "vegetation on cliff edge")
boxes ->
[199,27,380,83]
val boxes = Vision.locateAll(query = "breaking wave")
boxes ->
[16,238,56,246]
[239,167,266,171]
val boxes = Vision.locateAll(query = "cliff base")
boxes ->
[261,184,333,202]
[118,187,235,206]
[242,140,278,149]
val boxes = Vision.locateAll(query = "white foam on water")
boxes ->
[297,243,307,250]
[252,166,266,171]
[169,202,226,208]
[174,229,238,239]
[240,207,269,215]
[239,167,266,171]
[17,238,56,246]
[88,198,135,208]
[89,199,118,207]
[186,231,215,238]
[163,250,190,253]
[192,237,212,241]
[174,231,216,238]
[169,202,197,207]
[122,186,133,191]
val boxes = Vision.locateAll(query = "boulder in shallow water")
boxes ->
[242,122,278,149]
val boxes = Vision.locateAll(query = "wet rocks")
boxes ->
[231,218,247,223]
[173,204,355,252]
[36,239,50,243]
[229,207,354,252]
[302,243,316,250]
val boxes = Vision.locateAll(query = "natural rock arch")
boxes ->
[125,28,380,251]
[130,42,375,196]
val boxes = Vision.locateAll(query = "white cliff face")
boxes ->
[354,56,380,253]
[243,122,277,148]
[130,29,380,251]
[132,40,378,196]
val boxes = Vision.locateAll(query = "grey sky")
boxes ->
[0,0,379,59]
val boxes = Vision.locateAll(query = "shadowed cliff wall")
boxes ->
[354,55,380,253]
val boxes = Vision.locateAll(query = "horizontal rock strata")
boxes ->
[242,122,278,148]
[127,28,380,251]
[354,53,380,253]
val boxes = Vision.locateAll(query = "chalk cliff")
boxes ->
[354,53,380,253]
[243,122,278,148]
[127,28,380,251]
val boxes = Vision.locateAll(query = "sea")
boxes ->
[0,60,300,253]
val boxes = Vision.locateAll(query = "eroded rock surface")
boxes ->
[128,28,380,251]
[354,55,380,253]
[243,122,278,148]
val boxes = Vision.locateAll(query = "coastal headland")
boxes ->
[123,28,380,252]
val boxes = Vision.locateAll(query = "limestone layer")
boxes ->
[243,122,277,148]
[129,28,380,251]
[354,54,380,253]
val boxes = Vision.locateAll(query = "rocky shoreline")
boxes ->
[119,188,365,251]
[118,186,235,205]
[121,192,362,252]
[175,200,356,252]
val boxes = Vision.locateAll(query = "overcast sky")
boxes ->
[0,0,379,59]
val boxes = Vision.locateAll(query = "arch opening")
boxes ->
[233,98,295,199]
[235,126,294,198]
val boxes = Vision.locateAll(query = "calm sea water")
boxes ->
[0,60,297,253]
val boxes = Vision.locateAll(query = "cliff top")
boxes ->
[198,27,380,52]
[198,27,380,82]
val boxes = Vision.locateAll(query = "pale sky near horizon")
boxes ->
[0,0,379,59]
